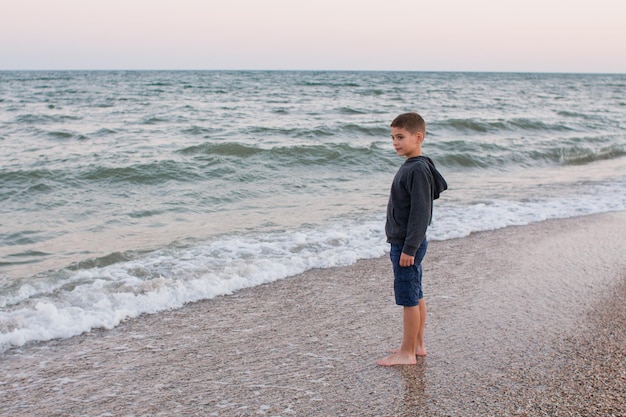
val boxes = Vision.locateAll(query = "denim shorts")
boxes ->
[390,239,428,307]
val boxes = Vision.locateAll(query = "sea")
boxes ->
[1,70,625,353]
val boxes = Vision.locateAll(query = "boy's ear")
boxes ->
[416,131,425,143]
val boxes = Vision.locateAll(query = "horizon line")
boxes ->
[1,68,625,75]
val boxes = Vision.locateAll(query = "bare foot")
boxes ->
[377,352,417,366]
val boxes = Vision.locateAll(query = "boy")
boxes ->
[377,112,447,366]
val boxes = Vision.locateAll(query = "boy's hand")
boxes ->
[399,253,415,267]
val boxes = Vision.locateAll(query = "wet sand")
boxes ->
[1,211,625,416]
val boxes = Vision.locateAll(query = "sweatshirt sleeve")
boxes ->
[402,165,432,256]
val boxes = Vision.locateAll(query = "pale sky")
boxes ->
[1,0,625,72]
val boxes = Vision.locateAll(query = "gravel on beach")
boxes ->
[1,212,625,416]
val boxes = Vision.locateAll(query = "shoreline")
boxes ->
[1,211,625,416]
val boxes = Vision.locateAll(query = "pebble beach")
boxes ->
[1,211,625,416]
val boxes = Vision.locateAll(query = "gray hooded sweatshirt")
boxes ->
[385,156,448,256]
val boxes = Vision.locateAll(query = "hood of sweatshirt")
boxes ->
[419,156,448,199]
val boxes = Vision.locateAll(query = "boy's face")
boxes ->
[391,127,423,158]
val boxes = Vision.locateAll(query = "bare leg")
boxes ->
[377,305,420,366]
[390,299,427,356]
[415,299,427,356]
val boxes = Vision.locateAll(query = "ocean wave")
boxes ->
[177,142,393,170]
[145,81,173,87]
[435,146,626,169]
[67,252,136,271]
[558,145,626,165]
[14,114,83,124]
[140,116,170,125]
[178,142,262,157]
[47,130,88,140]
[79,160,205,185]
[181,125,223,136]
[4,139,621,203]
[298,80,362,87]
[2,161,209,194]
[241,124,386,139]
[434,142,626,169]
[336,107,368,115]
[1,151,300,196]
[432,117,575,134]
[92,128,118,137]
[357,88,385,96]
[0,169,58,201]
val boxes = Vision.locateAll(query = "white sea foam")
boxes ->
[0,220,388,352]
[1,177,625,352]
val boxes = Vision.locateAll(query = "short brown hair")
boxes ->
[390,112,426,135]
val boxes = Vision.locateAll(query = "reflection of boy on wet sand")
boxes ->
[377,112,447,366]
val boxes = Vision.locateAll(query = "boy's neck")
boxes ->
[405,148,422,159]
